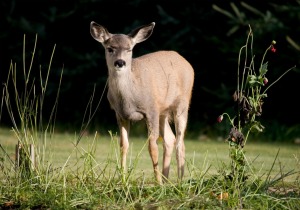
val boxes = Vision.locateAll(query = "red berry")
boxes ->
[271,46,276,53]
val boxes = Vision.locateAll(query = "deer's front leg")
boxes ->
[117,115,130,175]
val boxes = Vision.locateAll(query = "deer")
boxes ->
[90,21,194,184]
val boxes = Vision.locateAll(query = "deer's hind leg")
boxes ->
[160,115,176,182]
[174,105,189,180]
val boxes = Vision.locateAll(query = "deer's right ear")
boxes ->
[90,21,111,43]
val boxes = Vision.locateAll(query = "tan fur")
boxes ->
[90,21,194,184]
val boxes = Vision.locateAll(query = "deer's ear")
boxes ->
[129,22,155,44]
[90,21,111,43]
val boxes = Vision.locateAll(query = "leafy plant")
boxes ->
[217,25,296,206]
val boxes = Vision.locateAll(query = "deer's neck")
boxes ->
[107,65,144,121]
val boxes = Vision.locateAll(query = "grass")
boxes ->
[1,32,299,209]
[2,127,299,182]
[1,126,299,209]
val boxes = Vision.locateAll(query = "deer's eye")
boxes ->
[107,48,114,54]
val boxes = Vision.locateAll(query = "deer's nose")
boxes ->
[114,59,126,68]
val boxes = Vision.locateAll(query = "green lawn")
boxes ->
[1,127,299,183]
[1,126,299,209]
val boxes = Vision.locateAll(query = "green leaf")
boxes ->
[247,75,258,86]
[260,93,267,98]
[258,75,265,85]
[260,62,268,76]
[250,122,265,133]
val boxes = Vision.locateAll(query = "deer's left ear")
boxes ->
[90,21,112,43]
[129,22,155,44]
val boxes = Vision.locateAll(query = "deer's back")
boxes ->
[132,50,194,110]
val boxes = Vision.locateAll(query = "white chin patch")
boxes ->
[115,66,125,71]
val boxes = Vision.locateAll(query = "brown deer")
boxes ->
[90,21,194,184]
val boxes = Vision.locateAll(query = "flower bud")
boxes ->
[263,78,268,85]
[271,40,276,45]
[217,115,223,123]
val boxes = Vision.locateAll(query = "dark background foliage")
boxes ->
[0,0,299,140]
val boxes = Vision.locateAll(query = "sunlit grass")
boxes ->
[2,126,299,208]
[1,126,298,183]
